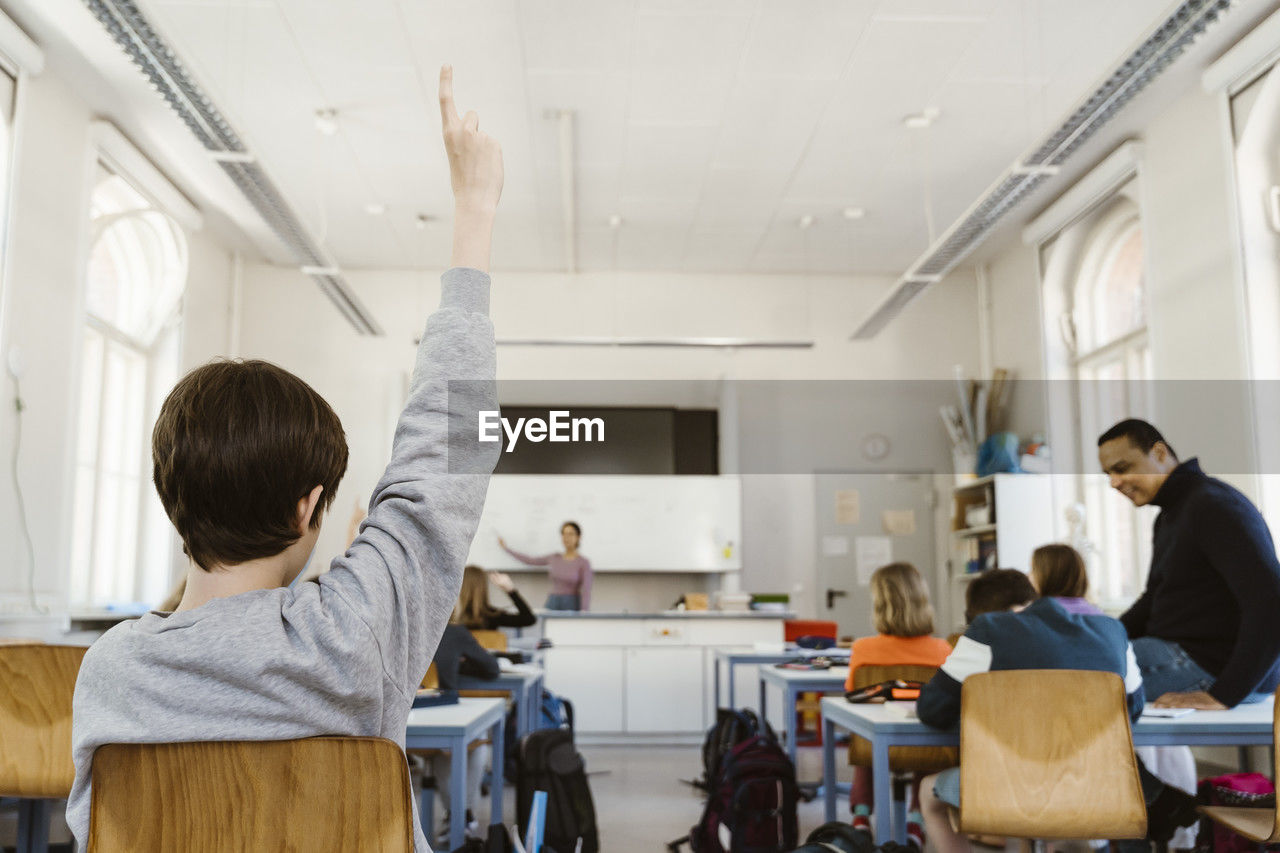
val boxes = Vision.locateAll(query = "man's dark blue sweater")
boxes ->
[1120,458,1280,707]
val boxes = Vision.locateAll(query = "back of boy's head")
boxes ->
[1031,543,1089,599]
[964,568,1037,624]
[152,360,348,571]
[870,561,935,637]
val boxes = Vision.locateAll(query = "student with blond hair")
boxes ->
[844,562,953,849]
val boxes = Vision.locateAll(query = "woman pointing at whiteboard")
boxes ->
[499,521,592,611]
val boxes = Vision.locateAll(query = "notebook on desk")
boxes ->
[413,688,459,708]
[1141,706,1195,718]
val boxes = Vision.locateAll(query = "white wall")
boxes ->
[236,263,981,622]
[0,63,234,614]
[975,82,1260,501]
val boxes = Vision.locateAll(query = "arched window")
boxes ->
[70,164,187,607]
[1039,181,1153,609]
[1072,204,1153,606]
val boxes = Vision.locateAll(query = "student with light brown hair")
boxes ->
[1030,542,1090,601]
[844,562,952,849]
[452,564,536,630]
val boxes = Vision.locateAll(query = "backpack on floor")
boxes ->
[671,726,799,853]
[791,822,875,853]
[516,725,599,853]
[1194,772,1277,853]
[540,689,575,731]
[697,708,776,792]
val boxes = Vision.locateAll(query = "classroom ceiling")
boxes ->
[137,0,1179,275]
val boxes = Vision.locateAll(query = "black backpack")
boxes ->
[791,822,875,853]
[516,726,599,853]
[671,711,798,853]
[698,708,776,791]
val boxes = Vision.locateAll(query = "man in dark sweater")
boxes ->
[1099,419,1280,709]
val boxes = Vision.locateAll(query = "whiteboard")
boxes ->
[467,475,741,572]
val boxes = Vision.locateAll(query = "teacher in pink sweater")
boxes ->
[499,520,592,610]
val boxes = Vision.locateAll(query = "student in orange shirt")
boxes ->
[845,562,953,848]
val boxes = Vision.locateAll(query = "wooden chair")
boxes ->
[470,629,508,651]
[0,643,87,852]
[847,664,957,835]
[89,736,413,852]
[848,664,957,770]
[954,669,1146,841]
[1197,685,1280,844]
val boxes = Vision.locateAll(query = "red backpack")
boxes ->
[1195,772,1276,853]
[672,725,799,853]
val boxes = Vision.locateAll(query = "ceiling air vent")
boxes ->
[82,0,382,336]
[851,0,1236,340]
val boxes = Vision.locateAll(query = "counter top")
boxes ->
[538,610,796,620]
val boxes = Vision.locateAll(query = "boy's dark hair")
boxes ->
[964,568,1037,624]
[152,360,348,571]
[1097,418,1177,460]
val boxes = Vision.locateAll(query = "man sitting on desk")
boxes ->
[1098,419,1280,709]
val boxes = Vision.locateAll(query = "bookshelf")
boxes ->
[947,474,1055,628]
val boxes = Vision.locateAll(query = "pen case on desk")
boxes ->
[845,679,925,703]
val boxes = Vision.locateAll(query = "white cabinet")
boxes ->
[626,647,705,732]
[543,646,625,733]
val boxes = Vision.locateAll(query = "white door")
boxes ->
[814,472,938,639]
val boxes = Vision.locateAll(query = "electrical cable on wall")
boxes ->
[10,377,42,613]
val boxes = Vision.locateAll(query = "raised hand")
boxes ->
[488,571,515,592]
[439,65,503,216]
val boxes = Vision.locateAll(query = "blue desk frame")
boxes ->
[758,665,849,770]
[819,696,1277,844]
[713,648,849,711]
[457,664,545,739]
[406,697,507,852]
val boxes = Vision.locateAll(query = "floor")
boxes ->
[582,744,855,851]
[479,742,855,852]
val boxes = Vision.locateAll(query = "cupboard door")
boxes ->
[544,647,624,732]
[625,647,705,733]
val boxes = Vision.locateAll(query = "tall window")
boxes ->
[1071,204,1153,606]
[1040,183,1153,608]
[70,163,187,607]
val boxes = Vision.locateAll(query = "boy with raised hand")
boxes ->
[67,65,503,851]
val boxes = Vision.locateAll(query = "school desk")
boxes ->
[712,647,850,711]
[757,664,851,769]
[406,697,506,851]
[457,663,545,738]
[818,695,1277,843]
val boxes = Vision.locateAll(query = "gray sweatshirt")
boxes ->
[68,268,499,851]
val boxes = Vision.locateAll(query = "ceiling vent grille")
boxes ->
[852,0,1235,339]
[83,0,382,336]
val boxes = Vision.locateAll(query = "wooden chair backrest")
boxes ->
[958,669,1146,840]
[89,736,413,852]
[847,664,957,771]
[0,644,87,798]
[422,662,439,689]
[470,629,507,651]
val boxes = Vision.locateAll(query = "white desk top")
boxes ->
[820,695,1276,738]
[406,697,506,736]
[760,665,850,687]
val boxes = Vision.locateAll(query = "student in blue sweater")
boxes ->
[916,545,1198,853]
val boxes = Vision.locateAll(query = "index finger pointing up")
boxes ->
[439,64,460,128]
